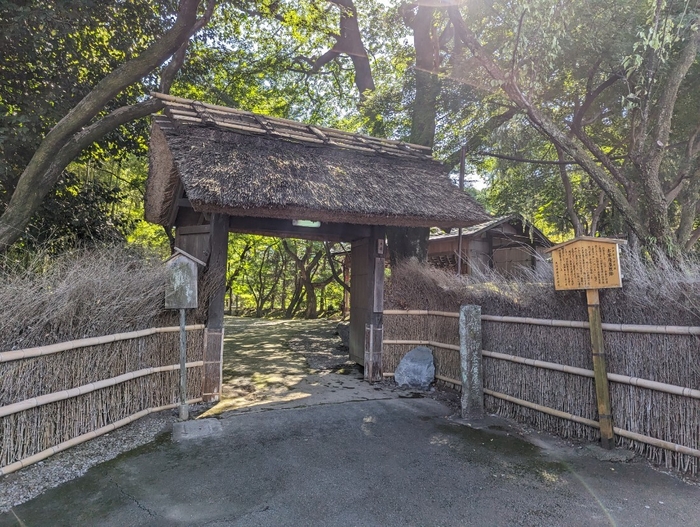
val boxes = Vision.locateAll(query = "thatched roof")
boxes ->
[430,214,552,247]
[146,93,490,229]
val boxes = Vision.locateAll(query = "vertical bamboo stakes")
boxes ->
[586,288,615,449]
[179,308,189,421]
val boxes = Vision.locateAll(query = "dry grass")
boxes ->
[0,246,208,468]
[386,250,700,325]
[0,246,173,352]
[385,253,700,474]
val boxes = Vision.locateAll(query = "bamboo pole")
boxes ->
[0,398,204,476]
[384,310,460,318]
[480,314,700,335]
[482,350,700,400]
[383,339,460,351]
[484,388,600,428]
[0,361,204,418]
[484,389,700,459]
[483,350,594,378]
[587,289,615,449]
[384,310,700,335]
[383,372,462,386]
[0,325,205,362]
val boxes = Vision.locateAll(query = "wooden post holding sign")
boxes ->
[545,237,625,450]
[165,248,205,421]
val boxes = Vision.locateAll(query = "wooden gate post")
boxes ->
[459,304,484,419]
[365,226,385,382]
[586,289,615,449]
[349,227,385,382]
[203,213,228,402]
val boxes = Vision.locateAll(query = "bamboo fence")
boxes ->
[383,310,700,474]
[0,325,205,474]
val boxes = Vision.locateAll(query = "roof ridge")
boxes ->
[151,92,435,161]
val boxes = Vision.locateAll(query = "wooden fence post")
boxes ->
[586,288,615,449]
[459,304,483,419]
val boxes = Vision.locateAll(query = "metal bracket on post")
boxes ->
[364,323,383,383]
[459,304,483,419]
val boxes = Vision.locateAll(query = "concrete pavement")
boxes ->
[2,393,698,527]
[2,317,698,526]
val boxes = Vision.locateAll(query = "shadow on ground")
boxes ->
[201,317,370,417]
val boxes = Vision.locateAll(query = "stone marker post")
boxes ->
[459,304,483,419]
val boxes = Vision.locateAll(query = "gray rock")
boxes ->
[336,322,350,348]
[394,346,435,390]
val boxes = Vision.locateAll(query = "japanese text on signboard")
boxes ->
[551,241,622,290]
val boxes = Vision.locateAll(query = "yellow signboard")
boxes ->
[547,238,623,291]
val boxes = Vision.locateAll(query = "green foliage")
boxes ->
[0,0,173,247]
[225,234,345,319]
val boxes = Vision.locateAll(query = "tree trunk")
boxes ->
[303,279,318,319]
[387,4,441,265]
[556,145,584,236]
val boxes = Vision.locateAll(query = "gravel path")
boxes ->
[0,410,177,512]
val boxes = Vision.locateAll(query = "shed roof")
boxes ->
[430,214,552,247]
[145,93,490,230]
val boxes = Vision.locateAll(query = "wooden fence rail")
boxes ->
[383,310,700,335]
[0,325,206,476]
[384,338,700,401]
[0,361,204,418]
[0,324,205,362]
[383,310,700,470]
[0,397,203,476]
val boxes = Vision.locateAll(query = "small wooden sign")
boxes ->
[545,237,623,291]
[164,248,205,309]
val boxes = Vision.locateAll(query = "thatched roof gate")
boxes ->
[145,93,490,398]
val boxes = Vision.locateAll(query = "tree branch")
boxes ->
[474,150,627,166]
[0,0,214,251]
[447,5,648,241]
[324,242,350,292]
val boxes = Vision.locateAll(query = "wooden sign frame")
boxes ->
[545,237,623,291]
[545,236,626,449]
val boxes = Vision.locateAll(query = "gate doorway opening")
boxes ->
[145,93,489,402]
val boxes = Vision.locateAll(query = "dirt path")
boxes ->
[201,317,378,416]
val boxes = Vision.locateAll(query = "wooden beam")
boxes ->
[174,206,205,227]
[202,213,228,403]
[177,225,211,235]
[228,216,371,242]
[349,227,385,382]
[166,183,184,227]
